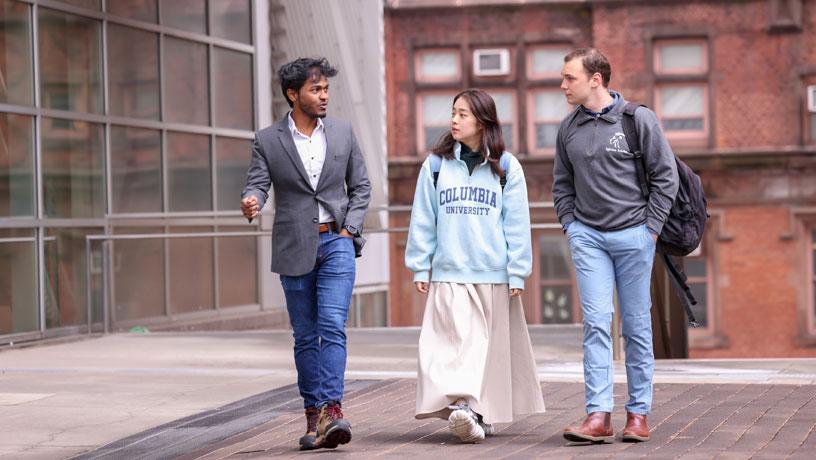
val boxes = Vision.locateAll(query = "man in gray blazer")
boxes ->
[241,57,370,451]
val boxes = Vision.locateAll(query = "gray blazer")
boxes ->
[242,115,371,276]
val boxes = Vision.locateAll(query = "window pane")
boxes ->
[0,113,34,217]
[422,94,452,124]
[492,93,513,122]
[113,226,165,320]
[531,47,568,76]
[0,229,38,334]
[111,126,162,213]
[164,37,209,125]
[167,132,211,211]
[539,235,571,279]
[0,1,33,105]
[502,123,513,151]
[213,47,253,130]
[810,115,816,142]
[107,25,159,120]
[534,90,571,120]
[660,86,704,117]
[209,0,251,44]
[39,8,102,114]
[418,51,458,80]
[541,285,572,324]
[56,0,100,10]
[45,227,103,328]
[42,118,105,218]
[161,0,206,34]
[535,123,559,149]
[688,282,708,328]
[216,137,250,211]
[663,118,704,131]
[217,226,257,308]
[424,126,448,151]
[107,0,157,23]
[659,43,705,72]
[685,258,706,278]
[169,226,214,313]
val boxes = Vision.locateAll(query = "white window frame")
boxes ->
[473,48,510,77]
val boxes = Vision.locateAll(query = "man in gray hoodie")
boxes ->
[553,48,678,444]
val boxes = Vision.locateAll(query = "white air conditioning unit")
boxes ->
[808,85,816,112]
[473,49,510,76]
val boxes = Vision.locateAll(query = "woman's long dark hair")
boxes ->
[431,89,506,177]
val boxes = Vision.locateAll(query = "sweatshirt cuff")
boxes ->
[509,276,525,291]
[560,214,575,233]
[646,216,664,236]
[413,271,430,283]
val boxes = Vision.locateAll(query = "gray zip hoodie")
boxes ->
[552,91,679,234]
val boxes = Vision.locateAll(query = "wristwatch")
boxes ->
[343,225,359,237]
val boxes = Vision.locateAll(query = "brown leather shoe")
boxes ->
[298,406,321,450]
[622,412,650,442]
[563,411,614,443]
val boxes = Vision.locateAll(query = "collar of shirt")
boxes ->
[581,90,620,117]
[287,111,324,139]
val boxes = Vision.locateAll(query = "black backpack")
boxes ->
[621,102,709,327]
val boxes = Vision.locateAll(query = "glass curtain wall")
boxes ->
[0,0,258,339]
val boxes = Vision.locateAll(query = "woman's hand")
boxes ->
[415,282,429,294]
[510,288,523,297]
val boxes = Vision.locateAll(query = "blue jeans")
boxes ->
[280,230,356,409]
[566,220,656,415]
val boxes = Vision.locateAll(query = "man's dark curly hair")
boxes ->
[278,57,339,107]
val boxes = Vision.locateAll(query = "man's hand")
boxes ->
[510,288,523,297]
[240,196,259,220]
[339,228,354,238]
[414,281,428,294]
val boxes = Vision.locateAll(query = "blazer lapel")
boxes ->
[275,118,312,188]
[314,117,336,192]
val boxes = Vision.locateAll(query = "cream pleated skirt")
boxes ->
[415,282,546,424]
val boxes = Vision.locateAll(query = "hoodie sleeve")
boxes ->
[501,155,532,290]
[552,121,576,232]
[404,160,438,283]
[637,109,679,235]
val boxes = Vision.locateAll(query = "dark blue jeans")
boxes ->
[280,230,356,409]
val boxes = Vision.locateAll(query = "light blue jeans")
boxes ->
[566,220,656,415]
[280,230,356,409]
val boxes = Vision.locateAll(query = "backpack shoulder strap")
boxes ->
[662,254,701,328]
[499,152,511,190]
[428,154,442,188]
[622,102,650,199]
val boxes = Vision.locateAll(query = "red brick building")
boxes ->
[384,0,816,358]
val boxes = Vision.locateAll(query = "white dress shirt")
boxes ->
[287,113,333,224]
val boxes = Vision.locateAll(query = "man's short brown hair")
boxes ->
[564,48,611,87]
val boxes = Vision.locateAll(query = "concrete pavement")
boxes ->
[0,326,815,458]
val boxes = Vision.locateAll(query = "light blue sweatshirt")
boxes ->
[404,142,532,290]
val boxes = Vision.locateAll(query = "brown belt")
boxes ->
[318,222,337,233]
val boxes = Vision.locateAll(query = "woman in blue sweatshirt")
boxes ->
[405,89,545,443]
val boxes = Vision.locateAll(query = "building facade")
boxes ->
[384,0,816,357]
[0,0,389,344]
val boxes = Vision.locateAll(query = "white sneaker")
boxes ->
[448,406,485,443]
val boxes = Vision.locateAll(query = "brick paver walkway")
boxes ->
[138,379,816,459]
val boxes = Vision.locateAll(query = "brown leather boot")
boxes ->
[563,411,614,443]
[298,406,321,450]
[316,401,352,449]
[622,412,650,442]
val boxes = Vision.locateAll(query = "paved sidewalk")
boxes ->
[1,327,815,459]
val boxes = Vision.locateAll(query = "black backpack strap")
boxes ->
[621,102,650,199]
[662,253,701,328]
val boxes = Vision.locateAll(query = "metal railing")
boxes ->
[84,202,563,334]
